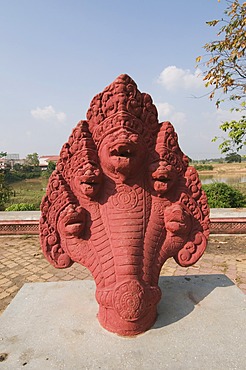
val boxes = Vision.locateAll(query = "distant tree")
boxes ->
[0,151,7,158]
[225,151,241,163]
[13,163,23,171]
[24,153,39,168]
[23,153,41,177]
[218,158,225,163]
[197,0,246,153]
[4,154,42,183]
[42,160,56,178]
[0,173,11,210]
[47,161,56,172]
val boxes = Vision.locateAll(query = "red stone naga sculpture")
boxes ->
[40,74,210,336]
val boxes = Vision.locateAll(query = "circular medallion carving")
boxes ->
[111,185,138,210]
[113,280,146,321]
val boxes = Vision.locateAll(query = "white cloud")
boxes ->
[157,66,204,91]
[156,102,174,117]
[26,131,32,137]
[215,107,243,123]
[156,102,187,126]
[31,105,66,123]
[171,111,187,126]
[202,107,244,132]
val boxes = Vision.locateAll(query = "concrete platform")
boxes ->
[210,208,246,218]
[0,211,40,220]
[0,276,245,370]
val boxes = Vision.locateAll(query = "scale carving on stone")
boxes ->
[40,74,210,336]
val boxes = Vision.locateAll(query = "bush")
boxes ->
[202,182,246,208]
[5,203,38,211]
[5,170,26,183]
[5,167,41,184]
[194,164,214,171]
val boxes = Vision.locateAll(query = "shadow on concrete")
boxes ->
[153,274,235,329]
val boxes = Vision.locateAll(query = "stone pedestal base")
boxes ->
[97,305,158,336]
[0,275,245,369]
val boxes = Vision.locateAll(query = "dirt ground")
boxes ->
[206,234,246,255]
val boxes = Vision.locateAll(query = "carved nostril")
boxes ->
[118,150,132,158]
[111,148,133,158]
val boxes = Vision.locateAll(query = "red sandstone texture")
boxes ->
[40,74,210,336]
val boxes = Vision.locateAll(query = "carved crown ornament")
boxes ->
[40,74,210,336]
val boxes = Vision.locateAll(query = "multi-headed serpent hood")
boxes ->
[40,74,210,336]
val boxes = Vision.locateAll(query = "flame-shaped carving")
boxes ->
[40,74,210,336]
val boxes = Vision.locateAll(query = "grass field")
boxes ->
[5,177,48,210]
[4,162,246,210]
[197,162,246,174]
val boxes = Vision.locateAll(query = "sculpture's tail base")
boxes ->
[97,306,158,336]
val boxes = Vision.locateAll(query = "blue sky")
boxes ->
[1,0,243,159]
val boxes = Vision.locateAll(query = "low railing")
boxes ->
[0,210,246,235]
[0,220,39,235]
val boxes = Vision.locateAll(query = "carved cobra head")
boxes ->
[98,122,147,182]
[149,121,189,197]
